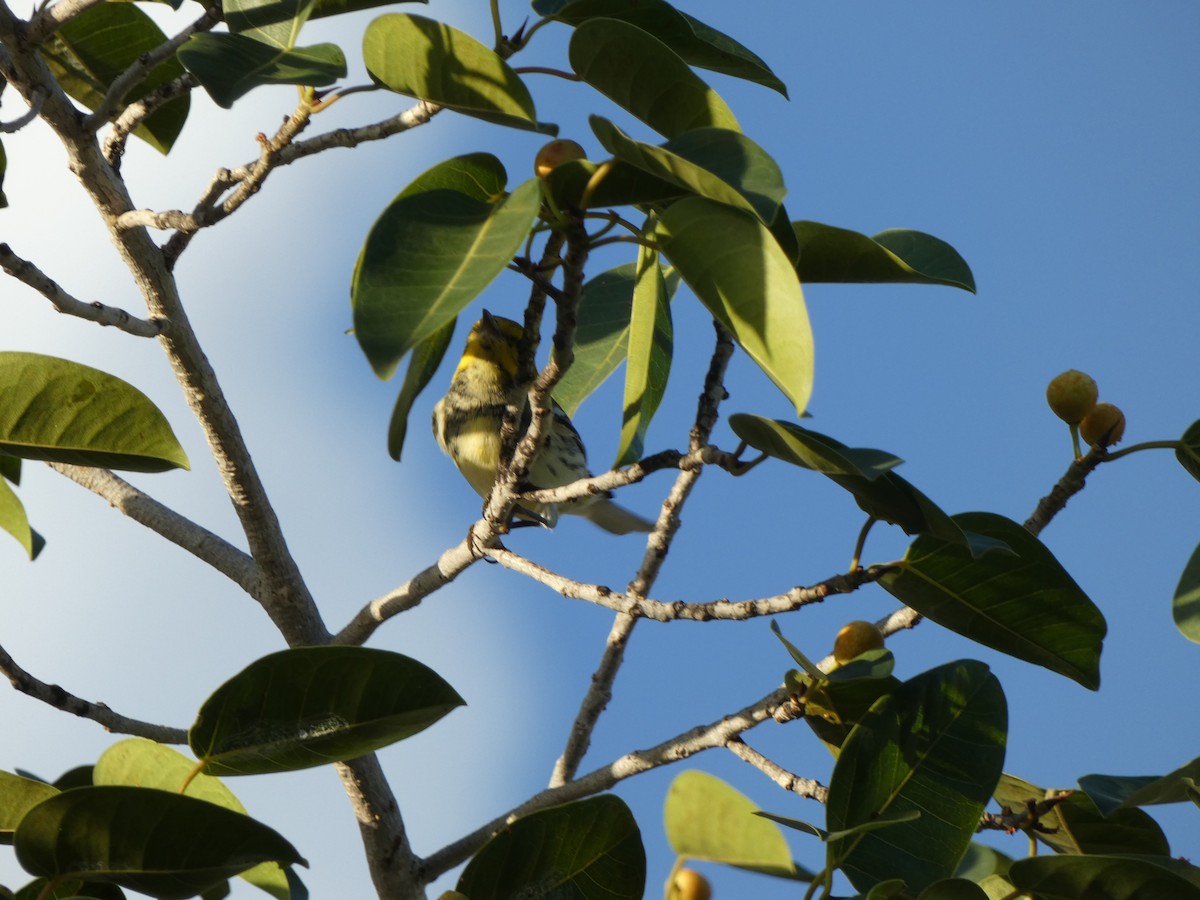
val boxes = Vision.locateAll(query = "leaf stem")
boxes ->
[1100,438,1181,461]
[511,65,582,81]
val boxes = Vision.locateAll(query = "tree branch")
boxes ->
[1024,446,1106,536]
[25,0,106,43]
[0,84,45,133]
[726,737,828,801]
[0,242,162,336]
[0,641,188,743]
[104,74,198,168]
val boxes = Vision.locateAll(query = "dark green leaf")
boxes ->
[44,3,189,153]
[52,767,94,791]
[310,0,423,19]
[793,221,975,292]
[190,647,464,776]
[224,0,314,46]
[1173,539,1200,643]
[1176,419,1200,483]
[569,18,738,139]
[552,263,680,417]
[917,880,989,900]
[178,33,346,109]
[615,239,672,466]
[656,197,812,416]
[95,739,294,899]
[0,453,20,484]
[351,159,540,379]
[0,137,7,207]
[827,660,1007,894]
[363,14,548,133]
[533,0,787,96]
[590,116,785,222]
[13,877,127,899]
[880,512,1106,689]
[457,795,645,898]
[387,319,456,461]
[14,787,304,899]
[728,415,902,479]
[664,771,806,880]
[995,775,1168,856]
[0,477,33,559]
[954,842,1012,882]
[1081,756,1200,813]
[540,156,686,211]
[0,772,59,845]
[0,352,189,472]
[1009,854,1200,900]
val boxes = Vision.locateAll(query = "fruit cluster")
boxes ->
[1045,369,1125,452]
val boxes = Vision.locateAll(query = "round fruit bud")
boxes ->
[534,139,587,179]
[1045,369,1098,425]
[833,620,885,664]
[671,868,712,900]
[1079,402,1125,447]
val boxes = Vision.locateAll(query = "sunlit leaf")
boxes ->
[569,18,738,139]
[457,795,644,898]
[310,0,423,18]
[590,116,785,222]
[178,33,346,109]
[388,319,456,461]
[729,415,902,479]
[656,197,811,415]
[1173,539,1200,643]
[95,740,296,899]
[0,353,189,472]
[664,771,807,880]
[0,477,34,559]
[1008,854,1200,900]
[44,3,189,152]
[352,157,540,379]
[615,239,672,466]
[190,647,464,776]
[793,221,975,292]
[827,660,1007,894]
[533,0,787,96]
[0,771,59,844]
[363,14,548,132]
[14,787,304,899]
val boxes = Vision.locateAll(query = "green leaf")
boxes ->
[728,415,902,479]
[827,660,1007,894]
[551,263,680,417]
[918,880,990,900]
[0,352,189,472]
[190,647,464,776]
[363,14,548,133]
[0,137,8,207]
[656,197,811,415]
[13,877,127,899]
[569,18,738,139]
[309,0,423,19]
[224,0,314,48]
[43,3,189,153]
[0,477,34,559]
[1008,854,1200,900]
[799,667,903,756]
[351,160,540,379]
[1174,539,1200,643]
[95,739,295,900]
[793,221,976,292]
[387,318,456,461]
[1080,756,1200,814]
[615,239,672,467]
[1,453,20,484]
[14,787,304,899]
[590,116,785,222]
[533,0,787,96]
[664,771,807,880]
[0,771,59,844]
[1176,419,1200,483]
[178,33,346,109]
[881,512,1106,689]
[955,843,1013,882]
[994,775,1168,856]
[457,795,644,898]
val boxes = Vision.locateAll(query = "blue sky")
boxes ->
[3,3,1199,897]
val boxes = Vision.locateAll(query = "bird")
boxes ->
[431,310,654,534]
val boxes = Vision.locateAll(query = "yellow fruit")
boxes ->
[1079,402,1125,447]
[671,868,712,900]
[833,620,884,664]
[534,139,587,179]
[1045,369,1098,425]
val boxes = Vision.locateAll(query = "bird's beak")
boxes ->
[480,309,500,336]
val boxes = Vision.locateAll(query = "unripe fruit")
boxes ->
[1079,402,1125,447]
[1046,369,1098,425]
[833,620,885,664]
[671,868,712,900]
[534,139,587,179]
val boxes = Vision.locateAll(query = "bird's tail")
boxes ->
[579,498,655,534]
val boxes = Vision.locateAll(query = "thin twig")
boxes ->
[0,641,188,744]
[1023,446,1106,536]
[978,791,1072,833]
[726,737,828,800]
[0,243,162,336]
[0,85,45,132]
[105,74,199,168]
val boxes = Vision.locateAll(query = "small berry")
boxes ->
[1046,370,1098,425]
[1079,402,1125,447]
[534,139,587,179]
[833,620,885,664]
[671,868,712,900]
